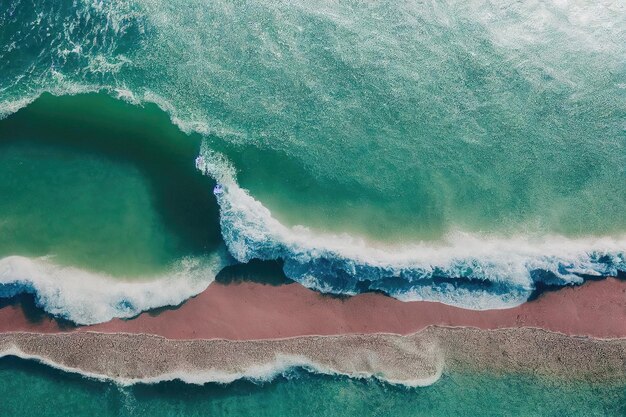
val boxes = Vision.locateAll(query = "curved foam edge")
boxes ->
[0,84,103,120]
[0,349,440,388]
[2,88,624,311]
[196,143,625,310]
[0,333,443,388]
[3,328,626,388]
[0,249,230,325]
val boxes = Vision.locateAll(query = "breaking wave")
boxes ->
[197,148,625,309]
[1,0,624,317]
[0,349,439,388]
[0,251,229,325]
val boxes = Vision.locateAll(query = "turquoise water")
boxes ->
[1,1,625,413]
[2,0,625,241]
[0,357,624,417]
[0,93,221,276]
[0,94,228,324]
[1,0,625,313]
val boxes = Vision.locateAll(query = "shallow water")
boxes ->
[0,357,624,417]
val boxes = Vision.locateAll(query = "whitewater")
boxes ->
[0,0,624,323]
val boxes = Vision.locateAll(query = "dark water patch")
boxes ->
[0,92,221,254]
[527,271,625,303]
[0,356,124,417]
[0,355,105,391]
[0,93,223,273]
[317,291,359,301]
[215,259,293,286]
[143,301,189,318]
[0,294,76,329]
[343,274,506,302]
[527,281,576,303]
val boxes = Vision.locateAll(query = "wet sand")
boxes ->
[0,278,624,339]
[1,328,624,386]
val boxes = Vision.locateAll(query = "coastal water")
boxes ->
[0,357,624,417]
[0,93,221,276]
[0,94,229,324]
[1,0,625,310]
[3,0,624,310]
[3,0,625,241]
[1,0,625,413]
[0,92,623,321]
[0,0,626,242]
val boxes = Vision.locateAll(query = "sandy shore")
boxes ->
[1,278,624,385]
[0,277,624,339]
[1,328,624,386]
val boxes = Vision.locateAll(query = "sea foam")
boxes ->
[197,145,625,310]
[0,349,438,388]
[0,251,229,325]
[1,0,624,316]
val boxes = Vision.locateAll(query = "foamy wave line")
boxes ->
[0,85,130,120]
[2,89,624,312]
[0,251,229,325]
[0,348,440,388]
[196,144,625,310]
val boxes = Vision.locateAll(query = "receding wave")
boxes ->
[0,252,228,325]
[0,350,439,388]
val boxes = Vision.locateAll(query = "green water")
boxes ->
[0,93,221,276]
[0,358,624,417]
[3,0,624,242]
[1,1,625,412]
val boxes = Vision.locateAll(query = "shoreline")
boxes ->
[1,275,624,387]
[1,327,624,387]
[0,277,625,339]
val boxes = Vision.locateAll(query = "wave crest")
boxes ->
[197,145,625,309]
[0,251,229,325]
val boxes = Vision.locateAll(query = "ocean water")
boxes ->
[1,1,626,413]
[0,357,625,417]
[0,93,221,275]
[0,93,229,324]
[1,0,625,316]
[3,0,625,239]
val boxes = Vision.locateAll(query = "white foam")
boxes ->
[196,145,625,309]
[1,83,623,314]
[0,250,229,325]
[0,96,37,120]
[0,0,623,313]
[0,348,441,388]
[0,83,99,120]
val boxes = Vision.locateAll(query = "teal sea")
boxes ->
[1,357,625,417]
[1,0,625,313]
[1,0,626,414]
